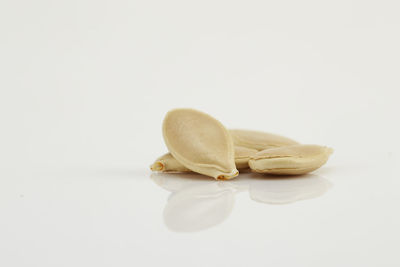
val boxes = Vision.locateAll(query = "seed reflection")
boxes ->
[150,173,332,232]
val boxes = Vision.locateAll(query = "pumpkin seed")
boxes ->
[162,109,238,180]
[248,144,333,175]
[234,146,258,169]
[150,153,191,172]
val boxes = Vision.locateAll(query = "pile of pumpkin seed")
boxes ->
[150,108,333,180]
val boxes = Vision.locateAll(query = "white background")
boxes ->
[1,0,399,266]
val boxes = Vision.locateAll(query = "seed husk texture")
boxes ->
[162,109,238,180]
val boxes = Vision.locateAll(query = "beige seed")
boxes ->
[150,146,258,173]
[162,108,238,180]
[234,146,258,170]
[230,129,299,151]
[150,153,191,172]
[248,144,333,175]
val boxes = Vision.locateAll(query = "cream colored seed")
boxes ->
[233,146,258,170]
[248,144,333,175]
[162,109,238,180]
[150,146,258,172]
[150,153,191,173]
[229,129,298,151]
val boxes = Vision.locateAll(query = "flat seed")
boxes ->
[230,129,299,151]
[150,146,258,173]
[248,144,333,175]
[234,146,258,170]
[150,153,191,172]
[162,109,238,180]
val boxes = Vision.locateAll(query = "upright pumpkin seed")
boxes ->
[162,108,238,180]
[248,144,333,175]
[230,129,298,151]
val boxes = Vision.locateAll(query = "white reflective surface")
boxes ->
[2,164,399,267]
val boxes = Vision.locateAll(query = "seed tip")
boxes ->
[150,162,164,171]
[216,170,239,180]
